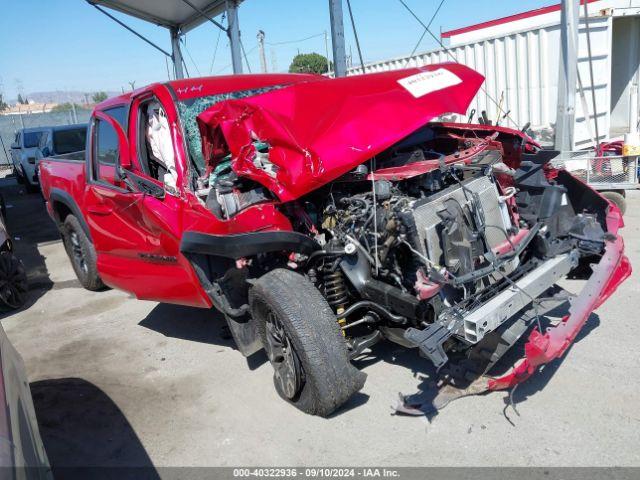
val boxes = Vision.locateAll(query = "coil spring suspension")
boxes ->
[319,261,349,331]
[322,270,348,308]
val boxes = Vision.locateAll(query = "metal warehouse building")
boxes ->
[351,0,640,149]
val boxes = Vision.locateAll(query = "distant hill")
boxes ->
[23,91,120,105]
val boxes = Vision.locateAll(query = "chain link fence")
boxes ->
[550,151,639,189]
[0,107,92,169]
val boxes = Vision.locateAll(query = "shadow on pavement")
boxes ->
[139,303,234,346]
[0,177,61,318]
[139,303,271,370]
[31,377,160,479]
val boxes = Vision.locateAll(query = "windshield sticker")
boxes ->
[397,68,462,98]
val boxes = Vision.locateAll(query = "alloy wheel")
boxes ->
[0,252,28,309]
[69,231,88,275]
[264,309,304,399]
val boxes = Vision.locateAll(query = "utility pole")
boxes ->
[257,30,267,73]
[555,0,580,151]
[328,0,347,77]
[324,30,331,73]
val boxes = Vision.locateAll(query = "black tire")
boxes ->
[15,169,25,185]
[25,182,39,194]
[0,251,28,310]
[20,167,39,193]
[61,215,105,291]
[601,191,626,215]
[250,269,366,417]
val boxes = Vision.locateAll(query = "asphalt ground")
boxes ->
[0,176,638,472]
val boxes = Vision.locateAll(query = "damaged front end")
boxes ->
[187,63,630,415]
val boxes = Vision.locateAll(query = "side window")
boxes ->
[96,120,119,165]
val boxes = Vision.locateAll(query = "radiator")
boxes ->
[410,175,509,265]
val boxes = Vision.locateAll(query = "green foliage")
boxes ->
[288,53,331,74]
[51,102,83,112]
[17,93,27,104]
[0,94,7,111]
[92,91,108,103]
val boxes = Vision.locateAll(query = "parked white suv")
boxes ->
[10,128,47,192]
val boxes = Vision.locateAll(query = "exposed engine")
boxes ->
[199,125,611,370]
[281,129,610,367]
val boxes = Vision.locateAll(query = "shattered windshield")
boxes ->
[175,85,285,175]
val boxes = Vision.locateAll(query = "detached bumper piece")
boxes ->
[488,236,630,391]
[396,235,631,416]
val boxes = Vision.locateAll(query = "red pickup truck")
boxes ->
[39,64,630,416]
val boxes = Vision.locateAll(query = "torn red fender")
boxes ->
[487,208,631,391]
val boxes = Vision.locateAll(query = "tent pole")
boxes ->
[171,28,185,79]
[226,0,243,74]
[328,0,347,77]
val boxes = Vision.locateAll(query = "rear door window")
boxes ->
[53,128,86,155]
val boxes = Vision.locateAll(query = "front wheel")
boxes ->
[61,215,105,291]
[250,269,366,417]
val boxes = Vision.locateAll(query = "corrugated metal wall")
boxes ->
[348,15,613,148]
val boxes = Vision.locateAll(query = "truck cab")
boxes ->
[39,74,317,306]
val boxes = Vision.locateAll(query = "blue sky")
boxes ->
[0,0,551,100]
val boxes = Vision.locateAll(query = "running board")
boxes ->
[463,252,578,343]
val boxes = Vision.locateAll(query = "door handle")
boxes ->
[87,205,113,215]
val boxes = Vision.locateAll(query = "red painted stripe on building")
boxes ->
[441,0,600,38]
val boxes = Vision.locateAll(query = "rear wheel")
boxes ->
[61,215,105,291]
[601,190,626,215]
[0,251,28,310]
[250,269,366,417]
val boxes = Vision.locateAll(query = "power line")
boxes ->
[209,14,225,74]
[240,38,253,73]
[181,36,202,77]
[406,0,445,61]
[265,32,324,46]
[397,0,520,129]
[345,0,366,74]
[214,44,258,74]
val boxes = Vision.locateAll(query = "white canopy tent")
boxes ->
[86,0,350,79]
[86,0,244,78]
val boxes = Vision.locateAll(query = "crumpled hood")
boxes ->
[197,63,484,201]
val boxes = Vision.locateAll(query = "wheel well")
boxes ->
[52,200,72,224]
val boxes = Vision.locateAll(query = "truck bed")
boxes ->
[38,152,87,223]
